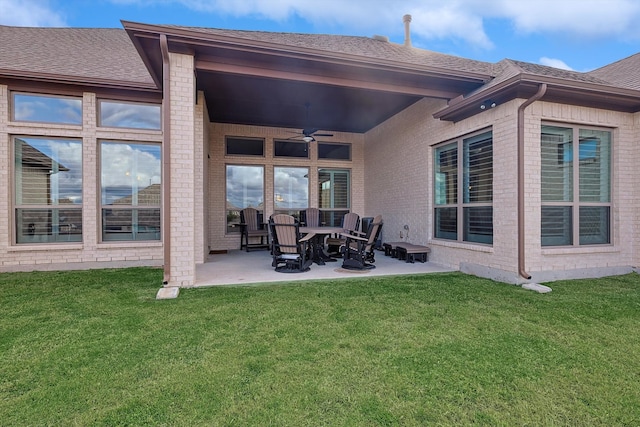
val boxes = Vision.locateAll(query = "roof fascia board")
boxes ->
[433,73,640,120]
[122,20,490,85]
[0,68,159,93]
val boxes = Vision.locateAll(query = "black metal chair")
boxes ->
[327,212,360,255]
[269,214,313,273]
[341,214,383,270]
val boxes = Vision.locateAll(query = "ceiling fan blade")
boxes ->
[313,133,333,137]
[302,128,318,136]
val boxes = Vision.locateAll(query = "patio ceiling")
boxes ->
[124,21,490,134]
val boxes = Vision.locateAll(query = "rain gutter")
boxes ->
[517,83,547,280]
[160,34,171,285]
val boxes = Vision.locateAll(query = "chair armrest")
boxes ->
[299,233,314,242]
[340,232,367,242]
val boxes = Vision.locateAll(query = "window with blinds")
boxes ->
[541,124,611,246]
[100,141,161,241]
[318,169,350,226]
[14,137,83,243]
[433,129,493,244]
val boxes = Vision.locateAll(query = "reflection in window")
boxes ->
[274,167,308,219]
[99,100,161,130]
[13,93,82,125]
[226,165,264,232]
[14,137,83,243]
[318,169,350,226]
[100,141,161,241]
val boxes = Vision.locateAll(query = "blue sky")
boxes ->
[2,0,640,72]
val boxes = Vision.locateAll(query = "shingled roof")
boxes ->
[0,25,155,89]
[588,53,640,91]
[159,25,496,76]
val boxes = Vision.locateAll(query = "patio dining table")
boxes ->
[299,226,344,265]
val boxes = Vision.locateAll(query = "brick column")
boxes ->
[165,52,196,286]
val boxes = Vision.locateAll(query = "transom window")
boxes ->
[12,93,82,125]
[98,100,161,130]
[14,137,83,243]
[318,142,351,160]
[274,140,309,158]
[541,124,611,246]
[225,137,265,157]
[434,130,493,244]
[100,141,161,241]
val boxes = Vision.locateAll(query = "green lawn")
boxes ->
[1,268,639,426]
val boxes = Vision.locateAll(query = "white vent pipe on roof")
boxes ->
[403,14,412,46]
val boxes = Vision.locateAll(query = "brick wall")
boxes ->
[206,123,365,251]
[365,97,637,283]
[0,85,164,272]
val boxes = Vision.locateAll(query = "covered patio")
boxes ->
[195,249,453,287]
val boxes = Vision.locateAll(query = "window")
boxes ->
[541,125,611,246]
[98,100,161,130]
[274,140,309,158]
[318,169,350,226]
[12,93,82,125]
[434,130,493,244]
[226,165,264,232]
[274,167,309,219]
[225,137,264,156]
[318,142,351,160]
[14,137,83,243]
[100,141,161,241]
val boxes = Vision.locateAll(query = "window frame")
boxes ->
[541,123,612,247]
[318,168,351,226]
[225,164,265,234]
[97,99,161,130]
[433,129,493,245]
[225,136,265,157]
[273,166,310,220]
[11,92,83,125]
[317,142,352,161]
[99,140,162,243]
[13,135,84,244]
[273,139,309,158]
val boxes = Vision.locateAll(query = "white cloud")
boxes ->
[539,57,574,71]
[495,0,640,39]
[108,0,640,50]
[0,0,66,26]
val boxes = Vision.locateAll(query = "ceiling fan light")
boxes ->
[302,136,314,143]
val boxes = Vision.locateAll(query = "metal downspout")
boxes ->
[160,34,171,285]
[517,83,547,280]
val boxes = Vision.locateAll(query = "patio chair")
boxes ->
[269,214,313,273]
[341,214,383,270]
[239,207,269,252]
[301,207,321,227]
[326,212,360,255]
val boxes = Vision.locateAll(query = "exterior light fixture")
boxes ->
[480,100,497,110]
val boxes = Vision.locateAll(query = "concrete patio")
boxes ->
[194,248,453,287]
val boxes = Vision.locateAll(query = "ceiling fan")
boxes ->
[287,102,333,142]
